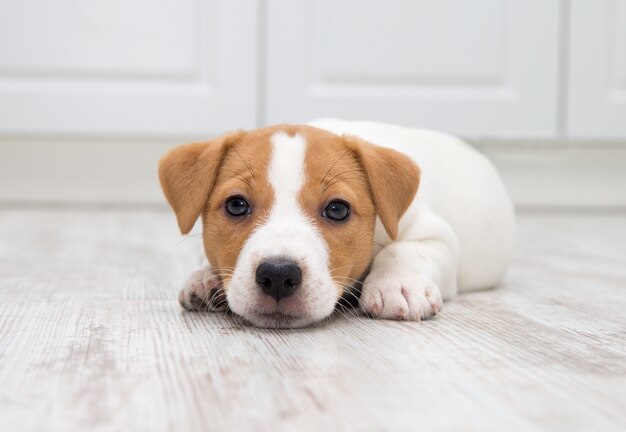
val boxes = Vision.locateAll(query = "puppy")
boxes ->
[159,119,515,328]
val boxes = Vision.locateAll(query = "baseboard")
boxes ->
[1,137,625,208]
[475,141,626,208]
[0,137,176,204]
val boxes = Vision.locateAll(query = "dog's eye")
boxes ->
[322,200,350,221]
[225,196,251,217]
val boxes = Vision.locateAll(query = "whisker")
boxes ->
[329,265,356,274]
[219,168,254,188]
[331,275,363,284]
[173,234,203,248]
[373,240,400,268]
[340,285,364,301]
[335,302,365,324]
[231,146,256,181]
[333,302,356,320]
[320,150,351,186]
[325,168,364,184]
[322,169,364,193]
[332,276,365,289]
[342,289,364,306]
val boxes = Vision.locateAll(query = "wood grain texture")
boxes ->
[0,207,625,432]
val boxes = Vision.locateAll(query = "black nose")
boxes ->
[255,259,302,301]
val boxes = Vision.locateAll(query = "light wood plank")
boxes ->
[0,207,624,431]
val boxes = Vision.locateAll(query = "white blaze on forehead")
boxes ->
[268,132,306,211]
[225,130,337,326]
[262,130,328,267]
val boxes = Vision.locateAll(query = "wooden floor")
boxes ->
[0,206,625,432]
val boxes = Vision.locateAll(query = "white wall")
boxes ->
[0,0,258,136]
[265,0,560,137]
[0,0,625,207]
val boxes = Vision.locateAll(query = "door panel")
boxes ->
[0,0,257,136]
[265,0,560,137]
[567,0,626,137]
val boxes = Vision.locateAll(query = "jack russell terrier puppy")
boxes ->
[159,119,515,328]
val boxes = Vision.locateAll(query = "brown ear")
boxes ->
[344,136,420,240]
[158,132,243,234]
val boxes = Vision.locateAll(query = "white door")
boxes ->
[567,0,626,138]
[0,0,257,136]
[265,0,560,138]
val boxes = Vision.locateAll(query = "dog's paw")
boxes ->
[178,266,227,312]
[360,271,443,321]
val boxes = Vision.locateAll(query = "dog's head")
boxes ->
[159,125,419,328]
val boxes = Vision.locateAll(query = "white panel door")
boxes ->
[0,0,257,136]
[265,0,560,138]
[568,0,626,138]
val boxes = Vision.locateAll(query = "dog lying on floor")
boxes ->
[159,119,515,328]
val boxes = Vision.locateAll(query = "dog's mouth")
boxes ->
[225,275,340,329]
[256,311,298,327]
[247,309,314,329]
[261,311,295,321]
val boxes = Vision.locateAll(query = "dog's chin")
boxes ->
[225,278,340,329]
[231,300,337,329]
[243,311,321,329]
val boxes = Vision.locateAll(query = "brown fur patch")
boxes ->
[200,125,308,286]
[297,126,377,296]
[343,136,420,240]
[158,131,245,234]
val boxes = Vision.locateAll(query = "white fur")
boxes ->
[225,132,337,328]
[308,119,516,305]
[180,120,515,326]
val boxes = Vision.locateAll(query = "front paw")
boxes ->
[178,266,227,312]
[360,271,443,321]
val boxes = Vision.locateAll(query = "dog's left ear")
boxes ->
[345,136,420,240]
[159,131,244,235]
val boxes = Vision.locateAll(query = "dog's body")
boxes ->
[160,120,515,328]
[309,119,515,298]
